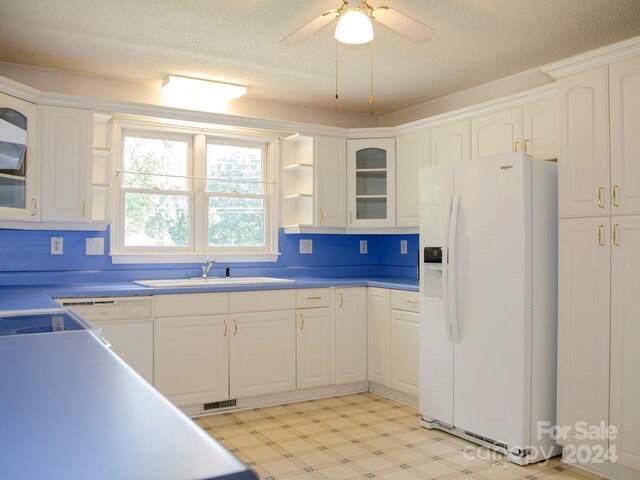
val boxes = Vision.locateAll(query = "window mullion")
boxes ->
[193,134,207,253]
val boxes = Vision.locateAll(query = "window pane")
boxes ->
[124,193,189,247]
[208,196,264,247]
[123,136,188,190]
[206,144,263,194]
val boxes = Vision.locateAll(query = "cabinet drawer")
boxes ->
[296,288,331,308]
[154,293,229,317]
[390,290,420,313]
[230,290,296,313]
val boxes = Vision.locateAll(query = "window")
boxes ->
[112,121,278,263]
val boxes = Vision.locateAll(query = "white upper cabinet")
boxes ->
[0,92,39,221]
[471,107,522,159]
[557,66,610,218]
[471,100,557,160]
[610,54,640,216]
[347,138,396,228]
[315,135,346,227]
[430,120,470,166]
[41,106,92,222]
[396,129,429,228]
[523,97,558,159]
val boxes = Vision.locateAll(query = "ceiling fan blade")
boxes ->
[279,11,339,47]
[371,7,434,43]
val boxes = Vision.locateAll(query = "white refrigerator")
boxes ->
[419,152,560,464]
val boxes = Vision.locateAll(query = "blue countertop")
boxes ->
[0,276,419,312]
[0,329,257,480]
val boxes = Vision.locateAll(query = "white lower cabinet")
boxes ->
[154,314,229,407]
[296,307,334,389]
[230,310,296,398]
[557,217,610,449]
[610,215,640,471]
[335,287,367,385]
[367,288,390,386]
[389,290,420,396]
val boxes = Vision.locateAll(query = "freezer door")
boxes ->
[451,154,530,448]
[419,165,454,249]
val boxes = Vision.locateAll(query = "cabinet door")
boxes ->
[557,217,610,449]
[0,92,39,221]
[367,287,390,387]
[471,106,522,159]
[389,309,419,396]
[523,97,558,159]
[557,66,610,218]
[41,106,92,221]
[347,138,396,227]
[610,215,640,470]
[430,119,470,166]
[335,287,367,384]
[230,310,296,398]
[315,136,346,227]
[610,54,640,216]
[296,307,334,389]
[396,129,429,227]
[154,315,229,406]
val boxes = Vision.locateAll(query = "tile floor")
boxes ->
[195,392,606,480]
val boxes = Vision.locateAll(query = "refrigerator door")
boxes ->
[451,154,530,448]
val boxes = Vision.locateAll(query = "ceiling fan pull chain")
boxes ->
[370,40,375,109]
[335,40,340,100]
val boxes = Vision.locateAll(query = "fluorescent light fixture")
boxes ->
[162,75,247,100]
[334,8,374,45]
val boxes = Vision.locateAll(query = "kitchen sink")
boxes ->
[133,277,296,288]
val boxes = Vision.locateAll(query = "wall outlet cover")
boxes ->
[360,240,368,254]
[400,239,408,254]
[51,237,63,255]
[86,238,104,256]
[299,239,313,254]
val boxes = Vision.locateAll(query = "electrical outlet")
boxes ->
[360,240,368,254]
[299,239,313,254]
[86,238,104,256]
[400,239,408,254]
[51,237,63,255]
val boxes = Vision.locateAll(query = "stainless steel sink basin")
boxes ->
[133,277,296,288]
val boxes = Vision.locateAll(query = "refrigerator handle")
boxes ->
[448,194,461,343]
[442,195,453,342]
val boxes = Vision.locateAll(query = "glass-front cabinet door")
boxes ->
[0,92,39,221]
[347,138,396,227]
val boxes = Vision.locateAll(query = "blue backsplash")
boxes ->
[0,228,419,286]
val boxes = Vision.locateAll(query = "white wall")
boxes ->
[380,68,553,127]
[0,62,380,129]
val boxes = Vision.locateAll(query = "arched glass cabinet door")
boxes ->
[355,147,388,220]
[347,138,396,227]
[0,92,39,220]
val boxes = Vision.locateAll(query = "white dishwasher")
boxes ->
[57,297,153,385]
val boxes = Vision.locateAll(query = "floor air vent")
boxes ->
[202,399,237,412]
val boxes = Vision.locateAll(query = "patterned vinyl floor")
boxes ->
[195,392,607,480]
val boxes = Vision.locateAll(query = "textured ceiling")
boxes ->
[0,0,639,115]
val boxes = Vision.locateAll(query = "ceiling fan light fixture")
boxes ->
[334,8,374,45]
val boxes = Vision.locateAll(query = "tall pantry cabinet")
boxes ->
[550,44,640,479]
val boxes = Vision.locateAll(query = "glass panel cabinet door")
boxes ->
[0,92,39,221]
[347,138,396,227]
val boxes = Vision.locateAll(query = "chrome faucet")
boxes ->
[201,259,214,278]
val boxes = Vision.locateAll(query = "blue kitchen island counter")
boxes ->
[0,329,258,480]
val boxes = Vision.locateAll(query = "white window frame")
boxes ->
[110,119,280,264]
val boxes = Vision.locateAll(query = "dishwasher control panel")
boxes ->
[56,297,152,321]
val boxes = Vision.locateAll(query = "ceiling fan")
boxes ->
[280,0,435,47]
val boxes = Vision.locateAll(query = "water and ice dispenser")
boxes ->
[422,246,444,298]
